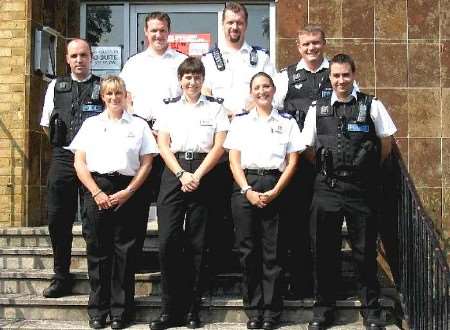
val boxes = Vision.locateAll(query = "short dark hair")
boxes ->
[249,72,275,91]
[145,12,171,31]
[222,2,248,23]
[177,57,205,79]
[330,53,356,73]
[66,38,92,55]
[298,24,326,42]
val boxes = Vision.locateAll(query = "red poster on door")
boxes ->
[168,33,211,56]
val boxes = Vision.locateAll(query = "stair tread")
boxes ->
[0,319,400,329]
[0,293,396,308]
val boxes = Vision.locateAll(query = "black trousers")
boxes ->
[279,155,315,296]
[310,175,380,318]
[82,173,146,321]
[157,159,215,317]
[231,172,283,322]
[47,147,79,281]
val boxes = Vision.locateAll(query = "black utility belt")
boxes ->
[91,171,133,179]
[244,168,281,176]
[175,151,207,161]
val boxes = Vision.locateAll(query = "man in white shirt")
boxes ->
[120,12,187,259]
[201,1,276,116]
[302,54,396,330]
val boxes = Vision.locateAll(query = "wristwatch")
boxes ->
[175,169,186,179]
[240,185,252,195]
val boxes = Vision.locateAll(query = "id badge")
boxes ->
[347,123,369,132]
[82,104,103,113]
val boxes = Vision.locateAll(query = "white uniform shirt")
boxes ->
[223,109,303,171]
[68,111,159,176]
[156,94,230,153]
[300,88,397,152]
[40,73,93,127]
[119,48,187,122]
[273,58,330,109]
[202,42,276,114]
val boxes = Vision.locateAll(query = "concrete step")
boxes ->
[0,221,159,249]
[0,293,399,325]
[0,319,401,329]
[0,269,385,297]
[0,247,160,271]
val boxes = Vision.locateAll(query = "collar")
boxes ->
[181,94,205,106]
[71,73,92,82]
[99,109,132,123]
[144,47,175,58]
[330,87,358,105]
[222,41,251,55]
[296,58,329,73]
[248,107,279,122]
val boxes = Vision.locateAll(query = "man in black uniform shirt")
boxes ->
[274,25,332,299]
[40,39,103,298]
[301,54,397,330]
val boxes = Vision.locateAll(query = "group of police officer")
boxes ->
[40,2,396,330]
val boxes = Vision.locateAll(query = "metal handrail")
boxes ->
[381,141,450,330]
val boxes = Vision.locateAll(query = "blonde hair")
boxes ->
[100,75,127,96]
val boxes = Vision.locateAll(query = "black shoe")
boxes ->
[42,279,72,298]
[262,320,277,330]
[111,318,128,329]
[247,317,262,329]
[186,312,201,329]
[308,318,333,330]
[88,318,106,329]
[149,314,183,330]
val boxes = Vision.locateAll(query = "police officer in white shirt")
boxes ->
[120,11,187,269]
[69,76,158,330]
[224,72,303,330]
[202,2,276,117]
[301,54,396,330]
[150,57,229,330]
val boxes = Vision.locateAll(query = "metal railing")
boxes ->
[380,141,450,330]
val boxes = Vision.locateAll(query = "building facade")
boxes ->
[0,0,449,252]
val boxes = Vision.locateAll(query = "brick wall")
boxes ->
[0,0,27,227]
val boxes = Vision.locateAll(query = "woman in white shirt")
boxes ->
[224,72,303,330]
[69,75,158,329]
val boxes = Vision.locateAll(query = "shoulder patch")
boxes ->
[204,95,224,104]
[252,45,269,55]
[163,96,181,104]
[279,112,293,120]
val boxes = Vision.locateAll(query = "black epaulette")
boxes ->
[252,45,270,55]
[204,95,224,104]
[279,112,293,120]
[163,96,181,104]
[235,111,250,117]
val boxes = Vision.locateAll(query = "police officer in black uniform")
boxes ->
[274,25,332,299]
[301,54,397,330]
[40,39,103,298]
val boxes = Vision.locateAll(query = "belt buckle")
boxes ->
[257,169,265,176]
[185,151,194,160]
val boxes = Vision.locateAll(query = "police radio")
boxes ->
[212,47,225,71]
[249,48,258,66]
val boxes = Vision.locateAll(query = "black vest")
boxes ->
[315,92,379,175]
[282,64,332,131]
[49,75,103,147]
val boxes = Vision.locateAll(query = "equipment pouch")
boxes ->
[49,117,67,147]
